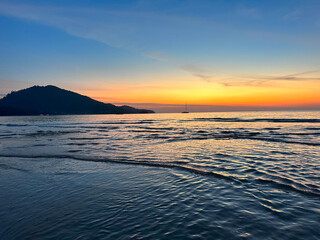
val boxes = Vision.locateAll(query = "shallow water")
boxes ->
[0,112,319,239]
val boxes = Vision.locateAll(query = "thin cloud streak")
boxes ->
[245,70,320,81]
[284,9,303,21]
[180,64,213,82]
[221,70,320,87]
[236,6,261,19]
[192,73,212,82]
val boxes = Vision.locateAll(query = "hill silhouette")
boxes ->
[0,85,154,116]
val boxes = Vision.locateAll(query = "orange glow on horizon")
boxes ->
[76,78,320,108]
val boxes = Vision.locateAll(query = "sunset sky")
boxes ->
[0,0,319,112]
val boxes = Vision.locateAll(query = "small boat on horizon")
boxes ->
[182,104,189,113]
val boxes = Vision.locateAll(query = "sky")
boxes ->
[0,0,319,112]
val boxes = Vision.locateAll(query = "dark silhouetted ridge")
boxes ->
[0,85,154,116]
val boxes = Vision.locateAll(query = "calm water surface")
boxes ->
[0,112,319,239]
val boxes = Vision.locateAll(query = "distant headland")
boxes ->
[0,85,155,116]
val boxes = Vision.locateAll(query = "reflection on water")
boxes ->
[0,112,319,239]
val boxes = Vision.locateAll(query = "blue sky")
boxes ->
[0,0,319,111]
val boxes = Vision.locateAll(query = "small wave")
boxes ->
[2,124,29,127]
[143,130,319,146]
[214,153,231,158]
[148,134,171,139]
[272,132,320,136]
[255,178,320,197]
[305,127,320,130]
[270,150,297,155]
[68,150,82,153]
[100,120,156,125]
[0,154,319,197]
[0,153,238,182]
[249,137,320,146]
[67,143,87,146]
[0,163,28,172]
[192,117,320,123]
[80,126,119,130]
[0,133,18,137]
[25,130,81,137]
[126,126,175,131]
[31,144,47,147]
[142,126,174,130]
[129,129,164,133]
[69,137,106,140]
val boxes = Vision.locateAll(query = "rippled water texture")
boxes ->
[0,112,319,239]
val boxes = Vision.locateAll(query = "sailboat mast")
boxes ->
[182,103,189,113]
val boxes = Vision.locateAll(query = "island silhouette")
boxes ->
[0,85,154,116]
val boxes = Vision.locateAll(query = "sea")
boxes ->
[0,111,319,239]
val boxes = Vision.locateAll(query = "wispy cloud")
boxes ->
[192,73,212,82]
[283,9,303,21]
[180,64,213,82]
[221,70,320,87]
[145,51,173,63]
[221,80,263,87]
[244,70,320,81]
[236,6,261,19]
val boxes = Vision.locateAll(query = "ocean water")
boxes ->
[0,111,319,239]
